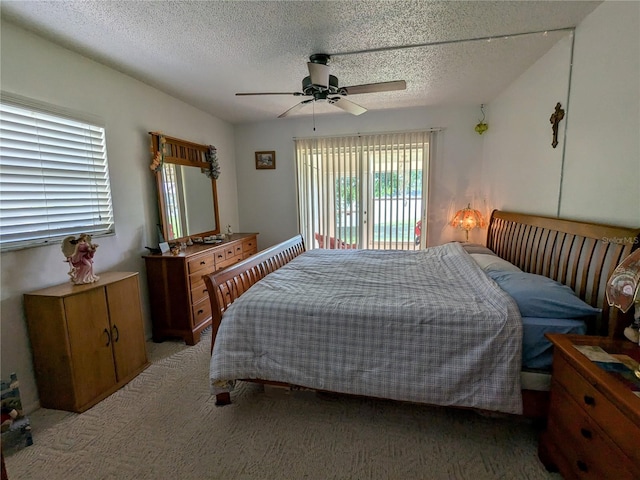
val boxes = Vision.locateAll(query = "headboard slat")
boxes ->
[487,210,640,337]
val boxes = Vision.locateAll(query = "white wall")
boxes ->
[482,34,572,215]
[560,1,639,226]
[482,1,640,227]
[234,106,487,249]
[0,21,239,411]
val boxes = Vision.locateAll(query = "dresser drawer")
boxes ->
[545,417,634,480]
[548,383,637,479]
[192,298,211,327]
[242,238,257,253]
[216,256,241,272]
[553,354,640,466]
[189,277,209,306]
[233,243,244,256]
[187,253,215,275]
[213,249,226,263]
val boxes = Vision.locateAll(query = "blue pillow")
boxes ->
[486,270,601,319]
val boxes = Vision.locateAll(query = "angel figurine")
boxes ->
[62,233,100,284]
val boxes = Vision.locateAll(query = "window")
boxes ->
[0,95,114,251]
[296,131,431,250]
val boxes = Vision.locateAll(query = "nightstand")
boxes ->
[538,334,640,479]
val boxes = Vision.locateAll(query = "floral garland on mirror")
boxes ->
[205,145,221,179]
[149,134,165,172]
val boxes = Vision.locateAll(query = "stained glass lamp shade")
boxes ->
[450,204,486,242]
[606,248,640,343]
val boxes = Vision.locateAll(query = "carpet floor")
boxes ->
[4,329,561,480]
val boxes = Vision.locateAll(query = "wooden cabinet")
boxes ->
[24,272,149,413]
[143,233,258,345]
[538,334,640,479]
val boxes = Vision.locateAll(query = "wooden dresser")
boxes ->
[538,334,640,479]
[143,233,257,345]
[24,272,149,413]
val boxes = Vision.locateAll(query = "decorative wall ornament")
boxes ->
[149,133,165,171]
[474,104,488,135]
[549,102,565,148]
[255,151,276,169]
[205,145,221,179]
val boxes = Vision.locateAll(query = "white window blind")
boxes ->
[0,98,114,251]
[296,131,431,251]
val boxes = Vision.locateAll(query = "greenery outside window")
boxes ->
[0,95,114,251]
[296,131,431,250]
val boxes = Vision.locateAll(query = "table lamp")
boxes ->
[450,204,486,242]
[605,248,640,344]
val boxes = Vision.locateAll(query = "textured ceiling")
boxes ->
[1,1,601,124]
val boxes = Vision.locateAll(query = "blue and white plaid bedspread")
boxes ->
[210,242,523,414]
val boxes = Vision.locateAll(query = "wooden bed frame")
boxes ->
[203,210,640,414]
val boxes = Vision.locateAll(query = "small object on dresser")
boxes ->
[61,233,99,284]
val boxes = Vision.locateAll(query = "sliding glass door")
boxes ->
[296,131,430,250]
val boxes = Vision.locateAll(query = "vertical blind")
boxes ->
[296,131,431,250]
[0,99,114,251]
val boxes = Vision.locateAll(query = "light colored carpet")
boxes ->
[5,329,560,480]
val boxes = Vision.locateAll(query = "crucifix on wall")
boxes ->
[549,102,565,148]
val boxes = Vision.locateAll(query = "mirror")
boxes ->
[151,133,220,243]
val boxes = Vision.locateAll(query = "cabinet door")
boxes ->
[64,288,117,408]
[106,276,148,380]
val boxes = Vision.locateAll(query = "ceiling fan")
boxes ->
[235,53,406,118]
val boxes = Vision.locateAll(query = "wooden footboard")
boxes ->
[203,234,306,352]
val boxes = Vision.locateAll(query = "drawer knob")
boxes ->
[576,460,588,472]
[197,309,204,315]
[200,260,206,265]
[580,428,592,439]
[583,395,595,406]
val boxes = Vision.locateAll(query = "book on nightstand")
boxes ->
[573,345,640,397]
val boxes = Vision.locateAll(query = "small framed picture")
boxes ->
[255,151,276,170]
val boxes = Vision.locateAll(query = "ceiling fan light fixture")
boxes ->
[236,52,407,119]
[302,75,339,95]
[307,61,330,88]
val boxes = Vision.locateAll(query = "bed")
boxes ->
[203,210,640,416]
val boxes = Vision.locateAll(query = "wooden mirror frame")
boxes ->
[150,132,220,243]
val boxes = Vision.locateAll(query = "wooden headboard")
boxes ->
[487,210,640,337]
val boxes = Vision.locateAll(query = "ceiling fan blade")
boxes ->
[329,97,367,116]
[236,92,302,96]
[307,62,330,88]
[278,99,313,118]
[341,80,406,95]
